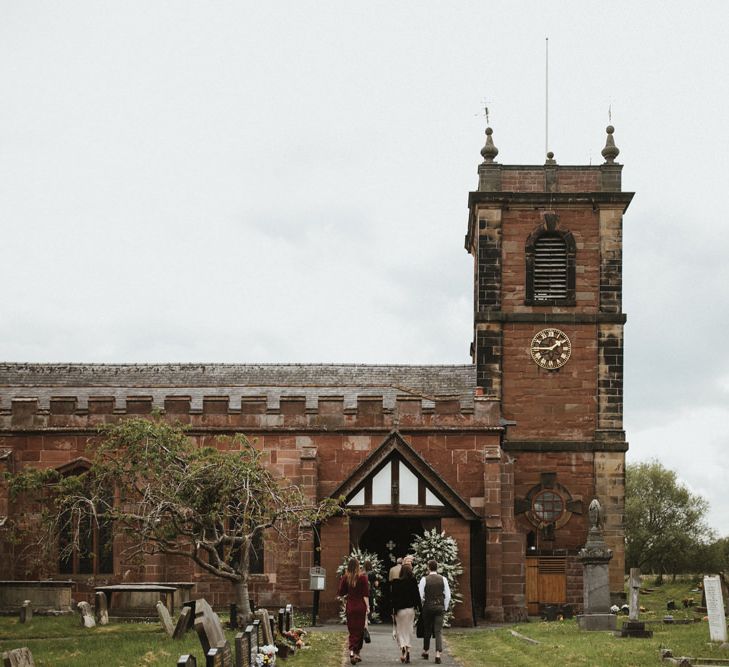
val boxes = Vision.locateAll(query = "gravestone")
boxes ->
[18,601,32,624]
[77,601,96,628]
[177,655,197,667]
[629,568,640,621]
[183,601,197,630]
[254,609,273,647]
[1,647,35,667]
[95,591,109,625]
[234,632,249,667]
[193,599,227,655]
[576,499,616,631]
[205,642,232,667]
[285,604,293,631]
[277,609,284,634]
[157,600,175,637]
[229,604,238,629]
[704,575,728,643]
[244,625,255,664]
[252,619,260,648]
[618,568,653,638]
[173,607,192,640]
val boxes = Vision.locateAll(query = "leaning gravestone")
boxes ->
[704,575,728,643]
[193,599,226,655]
[173,607,192,640]
[2,647,35,667]
[254,609,274,647]
[95,592,109,625]
[77,601,96,628]
[193,599,232,665]
[157,600,175,637]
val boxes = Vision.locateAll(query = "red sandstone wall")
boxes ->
[501,324,598,440]
[0,400,501,616]
[501,207,600,313]
[512,451,594,552]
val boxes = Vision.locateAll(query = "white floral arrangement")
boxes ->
[255,644,278,666]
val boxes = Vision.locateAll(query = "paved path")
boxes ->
[341,623,460,667]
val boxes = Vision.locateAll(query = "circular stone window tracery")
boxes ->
[532,490,564,523]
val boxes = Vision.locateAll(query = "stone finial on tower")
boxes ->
[601,125,620,164]
[545,151,556,165]
[480,127,499,163]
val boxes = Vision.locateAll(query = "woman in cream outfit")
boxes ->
[390,561,422,663]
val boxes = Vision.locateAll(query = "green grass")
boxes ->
[0,615,345,667]
[446,577,724,667]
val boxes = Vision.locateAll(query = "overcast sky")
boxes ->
[2,2,729,534]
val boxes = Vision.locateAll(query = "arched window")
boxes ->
[56,459,114,576]
[525,223,576,306]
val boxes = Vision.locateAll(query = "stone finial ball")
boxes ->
[485,127,493,135]
[547,151,554,159]
[606,125,615,134]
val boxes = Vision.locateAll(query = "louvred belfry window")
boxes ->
[525,224,576,306]
[533,234,568,300]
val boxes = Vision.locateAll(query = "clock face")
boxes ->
[530,328,571,370]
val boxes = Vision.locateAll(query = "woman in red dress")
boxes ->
[337,557,370,664]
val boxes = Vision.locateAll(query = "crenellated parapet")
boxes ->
[0,391,500,431]
[0,362,502,432]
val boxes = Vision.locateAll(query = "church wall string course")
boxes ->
[0,125,632,624]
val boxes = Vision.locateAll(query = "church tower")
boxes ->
[466,126,633,611]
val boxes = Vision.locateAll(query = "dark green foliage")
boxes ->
[625,460,714,576]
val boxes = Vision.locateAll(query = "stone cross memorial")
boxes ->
[704,575,728,643]
[629,568,640,621]
[617,568,652,638]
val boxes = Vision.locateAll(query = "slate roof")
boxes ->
[0,363,477,411]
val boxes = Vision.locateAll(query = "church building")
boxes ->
[0,125,632,624]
